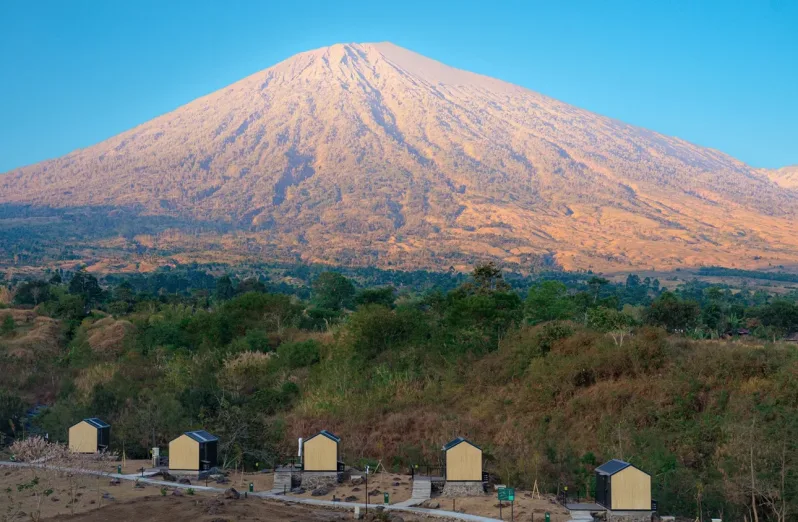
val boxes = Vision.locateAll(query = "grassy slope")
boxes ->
[4,308,798,519]
[285,325,798,516]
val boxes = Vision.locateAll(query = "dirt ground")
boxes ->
[284,473,570,520]
[445,493,571,521]
[1,464,570,522]
[0,466,167,520]
[42,496,359,522]
[287,472,413,504]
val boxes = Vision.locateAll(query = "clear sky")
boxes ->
[1,0,796,172]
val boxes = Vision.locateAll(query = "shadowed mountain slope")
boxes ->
[3,42,797,271]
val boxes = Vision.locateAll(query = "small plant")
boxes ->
[186,488,195,496]
[1,314,15,335]
[160,487,167,496]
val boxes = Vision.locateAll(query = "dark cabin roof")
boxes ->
[443,437,481,451]
[83,418,110,429]
[306,430,341,443]
[185,430,219,443]
[596,459,633,476]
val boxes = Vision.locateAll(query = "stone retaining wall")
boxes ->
[608,510,653,522]
[441,481,485,497]
[300,471,339,489]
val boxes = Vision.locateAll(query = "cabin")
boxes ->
[785,332,798,343]
[168,430,219,472]
[68,418,110,454]
[595,459,651,511]
[443,437,482,482]
[302,430,342,472]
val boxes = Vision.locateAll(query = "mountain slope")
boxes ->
[2,42,798,272]
[767,165,798,190]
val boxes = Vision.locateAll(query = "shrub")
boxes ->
[1,314,15,335]
[277,340,321,369]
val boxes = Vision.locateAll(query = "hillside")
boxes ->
[2,42,798,272]
[767,165,798,190]
[4,266,798,520]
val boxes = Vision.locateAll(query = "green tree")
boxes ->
[13,280,51,306]
[644,292,700,332]
[346,304,427,359]
[113,281,135,303]
[355,287,396,308]
[587,276,610,304]
[526,281,575,324]
[236,277,266,295]
[470,262,511,294]
[68,271,103,309]
[312,272,355,311]
[215,275,236,301]
[586,306,636,345]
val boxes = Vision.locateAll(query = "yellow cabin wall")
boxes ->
[446,443,482,481]
[611,466,651,510]
[169,435,199,471]
[303,435,337,471]
[69,422,97,453]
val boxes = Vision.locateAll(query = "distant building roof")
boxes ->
[84,418,110,429]
[443,437,481,451]
[596,459,633,476]
[785,332,798,342]
[185,430,218,443]
[304,430,341,444]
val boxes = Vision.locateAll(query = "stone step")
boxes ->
[411,478,431,499]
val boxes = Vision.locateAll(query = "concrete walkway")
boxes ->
[0,461,501,522]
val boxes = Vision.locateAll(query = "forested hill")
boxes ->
[2,264,798,520]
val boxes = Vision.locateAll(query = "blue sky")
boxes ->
[0,0,796,172]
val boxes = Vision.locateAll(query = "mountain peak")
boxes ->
[2,44,798,272]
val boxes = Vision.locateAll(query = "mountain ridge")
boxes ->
[767,165,798,190]
[2,42,798,272]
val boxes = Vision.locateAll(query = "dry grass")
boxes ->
[85,317,134,355]
[74,363,118,400]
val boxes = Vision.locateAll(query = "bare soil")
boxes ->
[43,496,356,521]
[283,473,571,520]
[444,493,571,521]
[0,466,162,521]
[287,472,412,504]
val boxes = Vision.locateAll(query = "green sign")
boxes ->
[498,487,515,502]
[545,512,550,522]
[384,492,390,504]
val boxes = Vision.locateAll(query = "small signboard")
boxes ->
[498,487,515,502]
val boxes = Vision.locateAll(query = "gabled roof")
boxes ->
[596,459,648,476]
[443,437,481,451]
[83,418,110,429]
[185,430,218,443]
[305,430,340,443]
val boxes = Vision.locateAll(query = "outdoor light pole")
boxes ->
[365,465,369,514]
